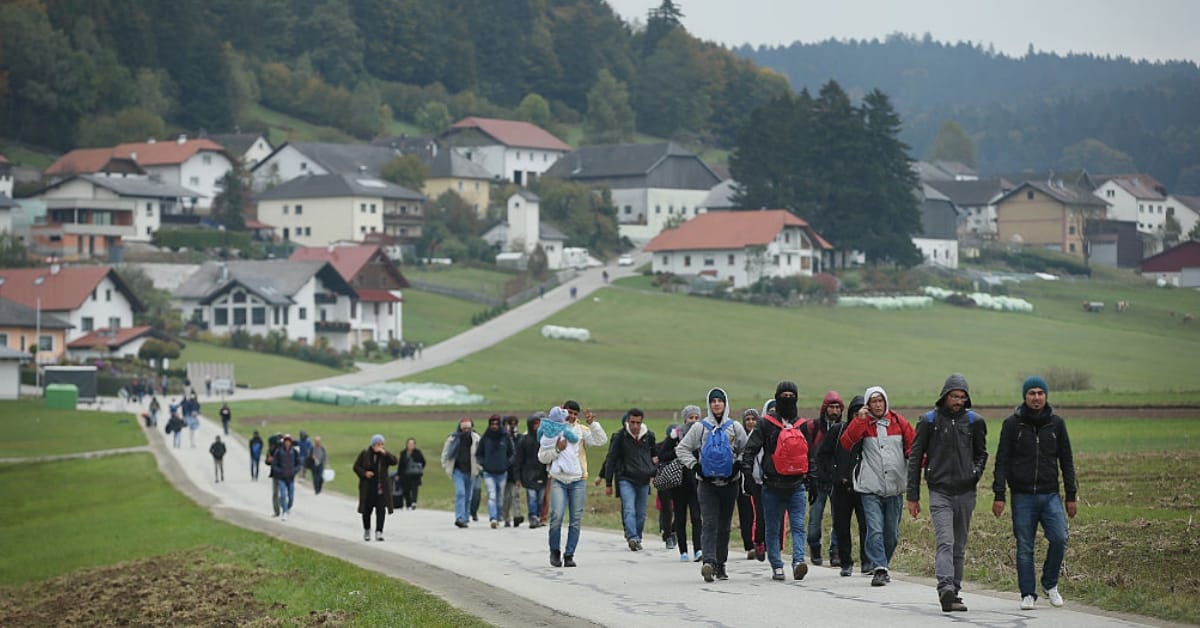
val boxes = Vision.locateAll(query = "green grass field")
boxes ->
[402,289,483,347]
[0,401,145,457]
[391,284,1200,410]
[403,266,519,300]
[178,341,347,389]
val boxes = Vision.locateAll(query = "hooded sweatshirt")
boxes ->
[441,422,481,477]
[513,414,549,488]
[905,373,989,501]
[816,394,864,489]
[839,386,915,497]
[538,406,608,482]
[675,387,749,486]
[476,419,515,474]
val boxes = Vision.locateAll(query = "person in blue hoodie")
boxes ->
[676,388,749,582]
[476,415,516,529]
[249,431,263,481]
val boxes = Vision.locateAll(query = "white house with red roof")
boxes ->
[0,265,143,346]
[289,243,409,345]
[46,136,234,211]
[68,325,178,361]
[644,209,832,288]
[440,117,571,186]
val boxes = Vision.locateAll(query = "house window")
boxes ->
[351,301,357,318]
[1107,189,1114,198]
[202,154,212,165]
[106,289,112,302]
[189,176,200,186]
[669,205,674,214]
[388,303,394,315]
[1069,243,1076,253]
[215,308,228,326]
[298,307,307,321]
[361,226,367,233]
[662,255,668,265]
[370,204,376,214]
[146,202,153,216]
[1068,225,1076,235]
[728,255,735,265]
[0,333,7,347]
[300,162,308,170]
[361,203,367,213]
[703,257,714,266]
[233,308,247,326]
[283,228,290,240]
[82,317,94,332]
[1026,191,1034,200]
[109,316,120,329]
[295,205,303,215]
[1139,204,1144,213]
[683,255,691,267]
[774,255,781,265]
[655,205,661,214]
[232,291,246,303]
[39,335,52,351]
[305,227,312,236]
[273,307,280,325]
[92,289,97,301]
[625,206,632,215]
[474,182,480,191]
[320,308,327,322]
[283,205,289,214]
[784,233,790,243]
[147,227,152,236]
[787,254,793,265]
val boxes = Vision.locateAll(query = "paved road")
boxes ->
[129,404,1158,628]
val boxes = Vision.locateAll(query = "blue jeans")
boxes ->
[808,485,838,554]
[860,493,902,571]
[763,485,808,569]
[617,480,650,541]
[276,478,295,514]
[525,486,546,522]
[452,468,474,523]
[483,472,507,522]
[548,478,587,556]
[1012,493,1069,598]
[172,430,182,448]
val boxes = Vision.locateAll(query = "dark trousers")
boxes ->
[658,490,674,539]
[738,485,765,550]
[831,483,869,569]
[668,484,702,555]
[401,475,421,507]
[697,481,739,567]
[250,457,260,480]
[362,490,387,532]
[312,465,324,494]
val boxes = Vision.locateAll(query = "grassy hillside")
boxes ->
[399,282,1200,410]
[178,341,346,389]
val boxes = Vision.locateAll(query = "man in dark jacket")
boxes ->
[742,381,810,582]
[209,436,226,482]
[476,415,515,529]
[249,431,263,481]
[355,434,399,541]
[604,408,657,551]
[270,434,302,522]
[906,374,988,613]
[512,413,548,528]
[992,376,1078,611]
[501,415,525,527]
[816,395,869,577]
[804,391,844,566]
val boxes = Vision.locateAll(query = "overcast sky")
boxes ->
[606,0,1200,64]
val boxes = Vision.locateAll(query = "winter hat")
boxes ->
[488,414,502,426]
[546,407,568,424]
[708,388,726,403]
[370,434,385,446]
[681,404,702,420]
[1023,375,1048,396]
[937,373,972,408]
[847,395,865,417]
[774,381,799,400]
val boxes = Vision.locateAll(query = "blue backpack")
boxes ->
[700,421,735,478]
[923,410,979,424]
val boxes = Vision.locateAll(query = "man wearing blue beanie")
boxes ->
[992,375,1078,611]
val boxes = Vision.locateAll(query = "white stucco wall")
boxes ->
[252,145,332,191]
[913,237,960,269]
[62,275,136,342]
[257,196,385,246]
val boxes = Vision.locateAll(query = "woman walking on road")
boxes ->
[355,434,399,541]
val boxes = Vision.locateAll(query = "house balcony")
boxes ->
[314,292,338,305]
[314,320,351,333]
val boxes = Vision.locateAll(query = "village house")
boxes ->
[924,177,1012,241]
[0,265,142,351]
[250,141,400,192]
[1139,240,1200,288]
[0,153,13,199]
[423,149,494,218]
[0,297,72,364]
[67,325,178,361]
[173,260,360,351]
[254,173,425,249]
[1092,174,1180,256]
[644,209,832,288]
[994,174,1109,257]
[915,183,963,269]
[289,243,408,345]
[209,132,274,170]
[439,117,571,186]
[482,191,570,270]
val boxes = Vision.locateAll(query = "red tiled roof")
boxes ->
[645,210,833,252]
[44,148,123,176]
[113,138,226,166]
[0,266,114,311]
[1140,240,1200,273]
[290,245,379,280]
[68,325,156,350]
[245,219,274,230]
[449,117,571,151]
[356,289,401,302]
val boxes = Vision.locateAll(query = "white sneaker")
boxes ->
[1045,587,1064,607]
[1021,595,1036,610]
[281,512,288,522]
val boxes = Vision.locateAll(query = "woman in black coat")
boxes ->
[397,437,426,509]
[354,434,399,541]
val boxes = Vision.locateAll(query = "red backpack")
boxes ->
[763,415,809,476]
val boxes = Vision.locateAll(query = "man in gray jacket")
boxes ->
[906,374,988,612]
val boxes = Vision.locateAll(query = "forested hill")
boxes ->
[739,35,1200,192]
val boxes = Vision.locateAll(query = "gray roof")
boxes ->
[544,142,696,179]
[914,160,978,182]
[0,297,72,329]
[59,174,199,199]
[997,179,1109,208]
[925,178,1012,207]
[1176,195,1200,213]
[209,133,267,156]
[174,260,353,304]
[283,142,400,178]
[701,179,738,209]
[514,190,540,202]
[0,345,31,360]
[256,173,424,202]
[371,135,438,160]
[429,150,492,180]
[0,193,17,209]
[540,222,568,241]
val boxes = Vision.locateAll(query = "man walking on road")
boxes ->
[309,436,328,494]
[804,391,844,567]
[539,402,607,568]
[271,434,302,521]
[442,418,481,528]
[209,435,227,482]
[840,386,914,587]
[992,376,1078,611]
[906,374,988,612]
[476,415,515,529]
[513,413,548,528]
[603,408,657,551]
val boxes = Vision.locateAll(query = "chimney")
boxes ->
[218,263,229,282]
[177,134,187,144]
[50,262,61,275]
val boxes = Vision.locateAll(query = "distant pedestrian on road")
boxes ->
[476,415,515,529]
[219,402,231,435]
[297,431,313,480]
[513,413,547,528]
[677,387,748,582]
[539,402,607,568]
[603,408,657,551]
[355,434,399,541]
[148,396,160,427]
[266,432,282,514]
[398,437,426,509]
[442,418,481,528]
[309,436,328,494]
[570,286,577,299]
[271,434,302,521]
[992,376,1078,611]
[502,416,525,527]
[906,374,988,613]
[210,435,227,482]
[166,412,185,449]
[840,386,914,587]
[249,430,263,480]
[205,375,212,397]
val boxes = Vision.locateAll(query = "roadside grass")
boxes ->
[395,286,1200,410]
[403,266,519,300]
[403,289,483,346]
[243,103,356,146]
[0,142,55,169]
[178,340,347,389]
[0,401,144,457]
[0,453,487,627]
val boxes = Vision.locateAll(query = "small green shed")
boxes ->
[45,383,78,409]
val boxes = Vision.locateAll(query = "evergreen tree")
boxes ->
[211,168,249,231]
[859,89,922,266]
[584,69,635,144]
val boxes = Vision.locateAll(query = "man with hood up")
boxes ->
[742,381,811,582]
[476,414,516,529]
[804,391,845,567]
[817,395,870,577]
[906,374,988,612]
[512,413,548,528]
[840,386,915,587]
[441,418,481,528]
[604,408,657,551]
[676,388,749,582]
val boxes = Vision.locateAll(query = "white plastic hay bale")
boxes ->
[541,324,591,342]
[838,295,932,310]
